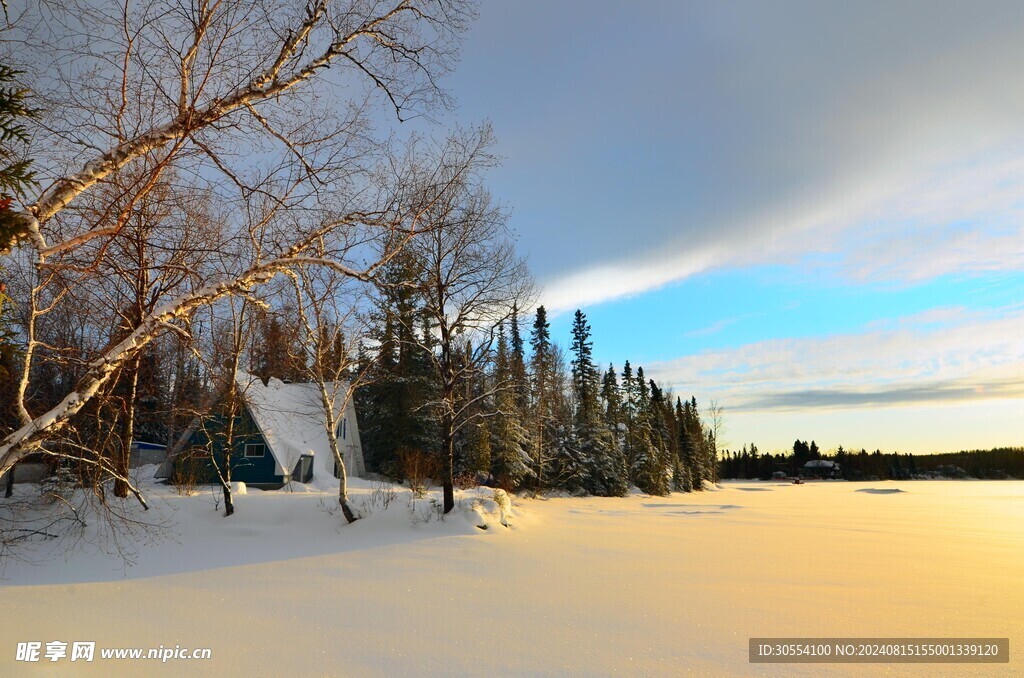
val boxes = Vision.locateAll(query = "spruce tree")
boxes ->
[600,363,622,429]
[0,65,38,253]
[250,314,307,383]
[620,361,636,471]
[647,380,674,492]
[600,363,626,478]
[550,424,586,493]
[569,310,596,398]
[628,368,669,495]
[0,65,35,439]
[684,397,709,490]
[509,302,529,411]
[569,310,627,496]
[490,324,532,488]
[355,252,439,478]
[464,418,492,478]
[672,398,693,491]
[529,306,556,488]
[453,337,492,479]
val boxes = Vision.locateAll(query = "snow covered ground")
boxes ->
[1,477,1021,676]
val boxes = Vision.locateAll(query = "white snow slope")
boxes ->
[0,478,1021,676]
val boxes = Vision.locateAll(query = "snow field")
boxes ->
[1,478,1021,676]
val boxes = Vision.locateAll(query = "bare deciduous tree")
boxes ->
[706,399,725,484]
[405,128,534,513]
[0,0,477,487]
[289,265,366,522]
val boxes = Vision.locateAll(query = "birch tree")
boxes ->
[289,265,366,522]
[0,0,476,484]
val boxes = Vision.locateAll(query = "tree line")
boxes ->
[356,293,722,501]
[721,441,1024,480]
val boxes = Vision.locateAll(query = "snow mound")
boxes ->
[491,489,512,526]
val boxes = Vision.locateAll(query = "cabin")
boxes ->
[157,372,365,489]
[800,459,841,479]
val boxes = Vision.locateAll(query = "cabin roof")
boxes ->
[236,371,350,478]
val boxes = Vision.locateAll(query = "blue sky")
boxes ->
[420,0,1024,453]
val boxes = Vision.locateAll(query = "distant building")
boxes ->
[800,459,841,479]
[130,440,167,467]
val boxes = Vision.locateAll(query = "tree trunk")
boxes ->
[333,439,358,524]
[442,431,455,514]
[222,481,234,517]
[340,497,357,523]
[219,387,236,518]
[337,458,358,524]
[114,358,140,498]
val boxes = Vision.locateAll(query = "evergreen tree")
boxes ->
[453,338,490,478]
[649,381,675,484]
[509,301,529,411]
[250,312,307,383]
[528,305,557,488]
[569,310,597,400]
[0,65,36,438]
[792,440,810,473]
[600,363,626,478]
[628,368,669,495]
[568,310,627,496]
[620,361,636,471]
[464,415,492,477]
[550,424,586,493]
[600,363,621,429]
[672,398,692,491]
[355,252,439,478]
[547,343,580,491]
[685,396,709,489]
[835,445,848,480]
[490,324,533,488]
[0,65,38,252]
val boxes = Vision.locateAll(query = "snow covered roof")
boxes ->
[802,459,838,469]
[236,372,351,478]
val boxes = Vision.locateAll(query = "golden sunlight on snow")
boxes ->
[1,481,1021,676]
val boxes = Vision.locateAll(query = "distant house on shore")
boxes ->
[800,459,841,479]
[156,372,365,489]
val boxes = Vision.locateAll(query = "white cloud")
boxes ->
[539,140,1024,312]
[540,243,726,314]
[646,305,1024,412]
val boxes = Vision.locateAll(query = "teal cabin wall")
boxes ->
[186,406,285,486]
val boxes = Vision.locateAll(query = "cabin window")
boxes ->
[244,443,266,458]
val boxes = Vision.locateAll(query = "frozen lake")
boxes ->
[1,479,1021,675]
